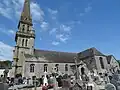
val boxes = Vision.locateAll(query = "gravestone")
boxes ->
[62,79,71,90]
[104,75,110,84]
[105,83,116,90]
[28,78,33,85]
[53,77,58,90]
[56,75,62,87]
[87,86,92,90]
[0,83,9,90]
[3,69,9,83]
[70,82,83,90]
[110,74,120,90]
[0,75,4,83]
[14,78,18,85]
[69,57,84,90]
[43,71,48,86]
[87,82,95,90]
[81,74,89,81]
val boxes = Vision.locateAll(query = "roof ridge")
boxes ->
[34,49,77,54]
[79,47,96,53]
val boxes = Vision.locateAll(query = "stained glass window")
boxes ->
[99,57,104,69]
[30,64,35,73]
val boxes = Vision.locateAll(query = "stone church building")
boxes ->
[11,0,119,80]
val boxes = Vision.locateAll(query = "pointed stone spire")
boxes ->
[18,0,32,27]
[22,0,31,17]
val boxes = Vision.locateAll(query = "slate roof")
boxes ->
[78,47,105,59]
[25,49,77,63]
[25,47,107,63]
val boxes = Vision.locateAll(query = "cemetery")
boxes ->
[0,57,120,90]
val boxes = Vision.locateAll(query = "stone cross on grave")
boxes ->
[69,57,84,90]
[43,71,48,86]
[53,76,58,90]
[3,69,9,83]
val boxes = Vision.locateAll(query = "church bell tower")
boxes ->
[13,0,35,75]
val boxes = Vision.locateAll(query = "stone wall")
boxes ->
[95,56,109,73]
[24,61,74,78]
[9,87,42,90]
[81,56,97,70]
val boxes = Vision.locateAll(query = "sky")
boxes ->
[0,0,120,61]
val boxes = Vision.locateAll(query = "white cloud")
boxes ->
[0,41,13,61]
[40,22,49,31]
[60,24,71,32]
[31,2,44,22]
[48,8,58,20]
[49,28,57,35]
[0,27,15,37]
[59,37,69,43]
[80,13,84,16]
[0,7,12,19]
[49,24,71,43]
[8,30,15,35]
[3,0,11,6]
[51,17,57,20]
[48,8,58,15]
[52,41,60,46]
[56,34,63,39]
[56,34,69,43]
[85,6,92,13]
[11,0,24,18]
[79,3,92,16]
[0,0,44,22]
[0,0,72,45]
[68,21,81,27]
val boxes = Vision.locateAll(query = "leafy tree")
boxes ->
[117,60,120,67]
[0,60,12,69]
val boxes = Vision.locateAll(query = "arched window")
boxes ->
[25,39,28,46]
[99,57,104,69]
[44,64,48,72]
[81,67,85,75]
[55,64,59,72]
[22,24,25,32]
[30,64,35,73]
[22,39,24,46]
[65,64,68,71]
[27,25,29,32]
